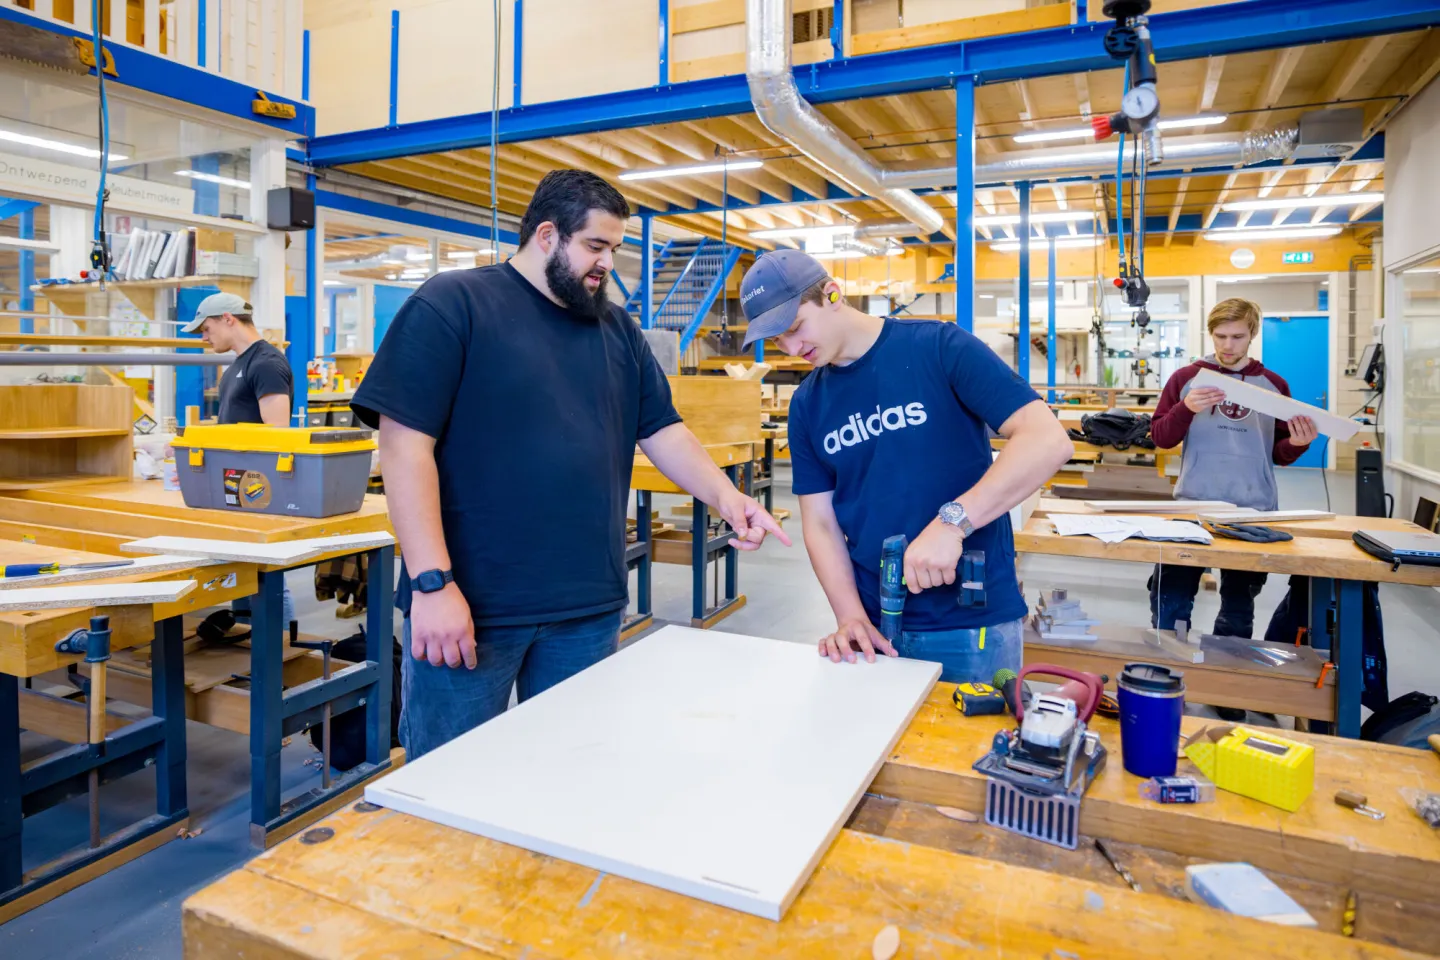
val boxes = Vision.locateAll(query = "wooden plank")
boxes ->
[0,603,156,678]
[1024,625,1336,721]
[0,333,213,349]
[364,627,940,920]
[852,4,1073,56]
[0,580,195,612]
[632,442,753,494]
[120,531,394,565]
[18,688,133,743]
[671,38,830,83]
[183,804,1423,959]
[1032,498,1426,541]
[872,687,1440,907]
[1015,516,1440,585]
[846,795,1440,955]
[667,376,762,445]
[0,427,132,440]
[0,815,186,927]
[672,0,829,33]
[1082,499,1235,512]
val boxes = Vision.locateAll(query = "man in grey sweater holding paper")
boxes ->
[1147,298,1317,639]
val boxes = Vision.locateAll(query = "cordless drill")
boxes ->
[879,536,988,645]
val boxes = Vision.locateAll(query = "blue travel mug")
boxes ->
[1117,662,1186,778]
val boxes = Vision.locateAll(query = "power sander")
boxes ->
[972,663,1108,849]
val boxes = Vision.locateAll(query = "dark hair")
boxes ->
[233,314,255,325]
[798,278,831,308]
[518,169,631,248]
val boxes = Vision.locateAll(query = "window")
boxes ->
[1399,255,1440,472]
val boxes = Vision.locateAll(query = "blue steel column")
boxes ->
[640,214,655,330]
[291,170,318,424]
[830,0,844,59]
[1047,234,1057,401]
[248,569,286,843]
[17,207,34,334]
[388,11,400,127]
[512,0,524,106]
[364,546,395,765]
[658,0,669,86]
[1017,181,1031,383]
[953,76,976,333]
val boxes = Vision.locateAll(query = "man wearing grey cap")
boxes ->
[741,249,1073,683]
[182,291,293,426]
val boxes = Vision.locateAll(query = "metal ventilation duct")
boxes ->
[746,0,944,235]
[876,130,1302,190]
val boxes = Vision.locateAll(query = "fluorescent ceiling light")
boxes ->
[979,294,996,299]
[1221,192,1383,211]
[990,236,1102,252]
[404,250,431,261]
[322,280,346,287]
[809,250,867,260]
[0,128,128,161]
[1203,226,1342,242]
[975,211,1096,226]
[175,170,250,189]
[618,159,763,181]
[1217,275,1268,283]
[1012,115,1226,143]
[750,224,855,240]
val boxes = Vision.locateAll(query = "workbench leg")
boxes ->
[1334,579,1363,739]
[248,569,286,845]
[0,674,20,892]
[724,464,739,602]
[150,617,188,818]
[364,546,394,767]
[763,438,774,514]
[1308,577,1333,654]
[692,495,708,624]
[635,489,653,619]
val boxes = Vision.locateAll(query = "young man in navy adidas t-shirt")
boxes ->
[740,250,1074,682]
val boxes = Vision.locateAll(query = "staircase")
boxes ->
[625,238,743,351]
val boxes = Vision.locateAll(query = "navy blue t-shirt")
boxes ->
[352,263,683,626]
[789,319,1040,631]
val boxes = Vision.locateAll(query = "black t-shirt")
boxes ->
[351,262,683,626]
[218,338,294,424]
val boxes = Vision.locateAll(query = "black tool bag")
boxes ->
[1065,409,1156,451]
[1360,691,1438,745]
[306,625,403,771]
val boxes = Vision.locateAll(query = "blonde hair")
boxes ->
[1208,297,1260,336]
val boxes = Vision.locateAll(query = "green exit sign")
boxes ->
[1283,251,1314,264]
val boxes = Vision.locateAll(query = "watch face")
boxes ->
[939,502,966,525]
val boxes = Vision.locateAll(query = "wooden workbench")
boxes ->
[182,683,1440,958]
[0,481,398,851]
[1015,514,1440,736]
[1031,497,1428,541]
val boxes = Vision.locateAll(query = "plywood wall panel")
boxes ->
[398,0,515,123]
[521,0,658,105]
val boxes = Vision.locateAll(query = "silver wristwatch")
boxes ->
[937,500,975,537]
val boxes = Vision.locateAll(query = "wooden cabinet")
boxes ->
[0,385,133,489]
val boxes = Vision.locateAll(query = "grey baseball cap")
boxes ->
[739,249,830,348]
[182,292,252,333]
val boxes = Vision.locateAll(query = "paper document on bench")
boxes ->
[1052,514,1212,544]
[1191,369,1360,441]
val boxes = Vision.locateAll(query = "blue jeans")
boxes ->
[399,608,623,760]
[893,618,1024,686]
[1148,564,1268,638]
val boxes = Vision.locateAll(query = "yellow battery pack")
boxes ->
[1184,725,1314,812]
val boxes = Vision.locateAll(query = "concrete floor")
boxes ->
[4,464,1438,959]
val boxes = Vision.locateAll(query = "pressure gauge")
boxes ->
[1121,85,1159,122]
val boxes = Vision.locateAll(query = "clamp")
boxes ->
[55,615,112,848]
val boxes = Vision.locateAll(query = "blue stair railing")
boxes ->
[626,238,742,352]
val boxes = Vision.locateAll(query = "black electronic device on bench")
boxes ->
[1353,530,1440,568]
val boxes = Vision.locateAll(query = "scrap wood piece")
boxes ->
[935,805,979,823]
[0,554,221,591]
[0,579,196,612]
[1191,369,1360,441]
[872,924,900,960]
[120,531,395,565]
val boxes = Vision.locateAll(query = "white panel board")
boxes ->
[365,626,940,920]
[120,532,394,564]
[1083,499,1235,512]
[0,555,220,591]
[1190,368,1361,441]
[0,580,196,612]
[1197,509,1337,523]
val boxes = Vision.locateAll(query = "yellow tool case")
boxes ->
[170,424,376,518]
[1184,724,1315,812]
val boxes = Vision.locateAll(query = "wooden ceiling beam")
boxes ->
[403,152,543,195]
[1202,172,1240,229]
[1316,35,1391,104]
[1164,176,1190,248]
[1198,56,1226,113]
[1362,28,1440,140]
[556,135,730,208]
[345,161,532,215]
[516,139,697,211]
[684,118,828,198]
[637,124,794,201]
[885,95,949,160]
[1248,46,1303,130]
[1074,73,1093,119]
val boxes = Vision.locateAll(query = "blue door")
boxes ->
[373,284,415,350]
[1261,314,1328,469]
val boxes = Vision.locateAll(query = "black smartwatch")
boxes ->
[410,568,454,594]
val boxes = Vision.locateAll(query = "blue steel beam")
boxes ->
[18,207,35,334]
[658,0,670,87]
[1017,182,1030,383]
[0,6,311,137]
[513,0,525,106]
[639,215,655,330]
[1046,240,1056,401]
[308,0,1440,166]
[0,198,41,220]
[389,10,401,128]
[954,77,976,333]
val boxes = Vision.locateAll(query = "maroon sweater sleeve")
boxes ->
[1260,369,1308,465]
[1149,364,1200,449]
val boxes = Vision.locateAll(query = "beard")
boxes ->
[545,244,611,318]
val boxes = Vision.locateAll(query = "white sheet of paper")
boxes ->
[364,626,941,920]
[1051,514,1211,544]
[1191,369,1360,441]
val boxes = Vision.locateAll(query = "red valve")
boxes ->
[1113,278,1125,288]
[1091,115,1114,140]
